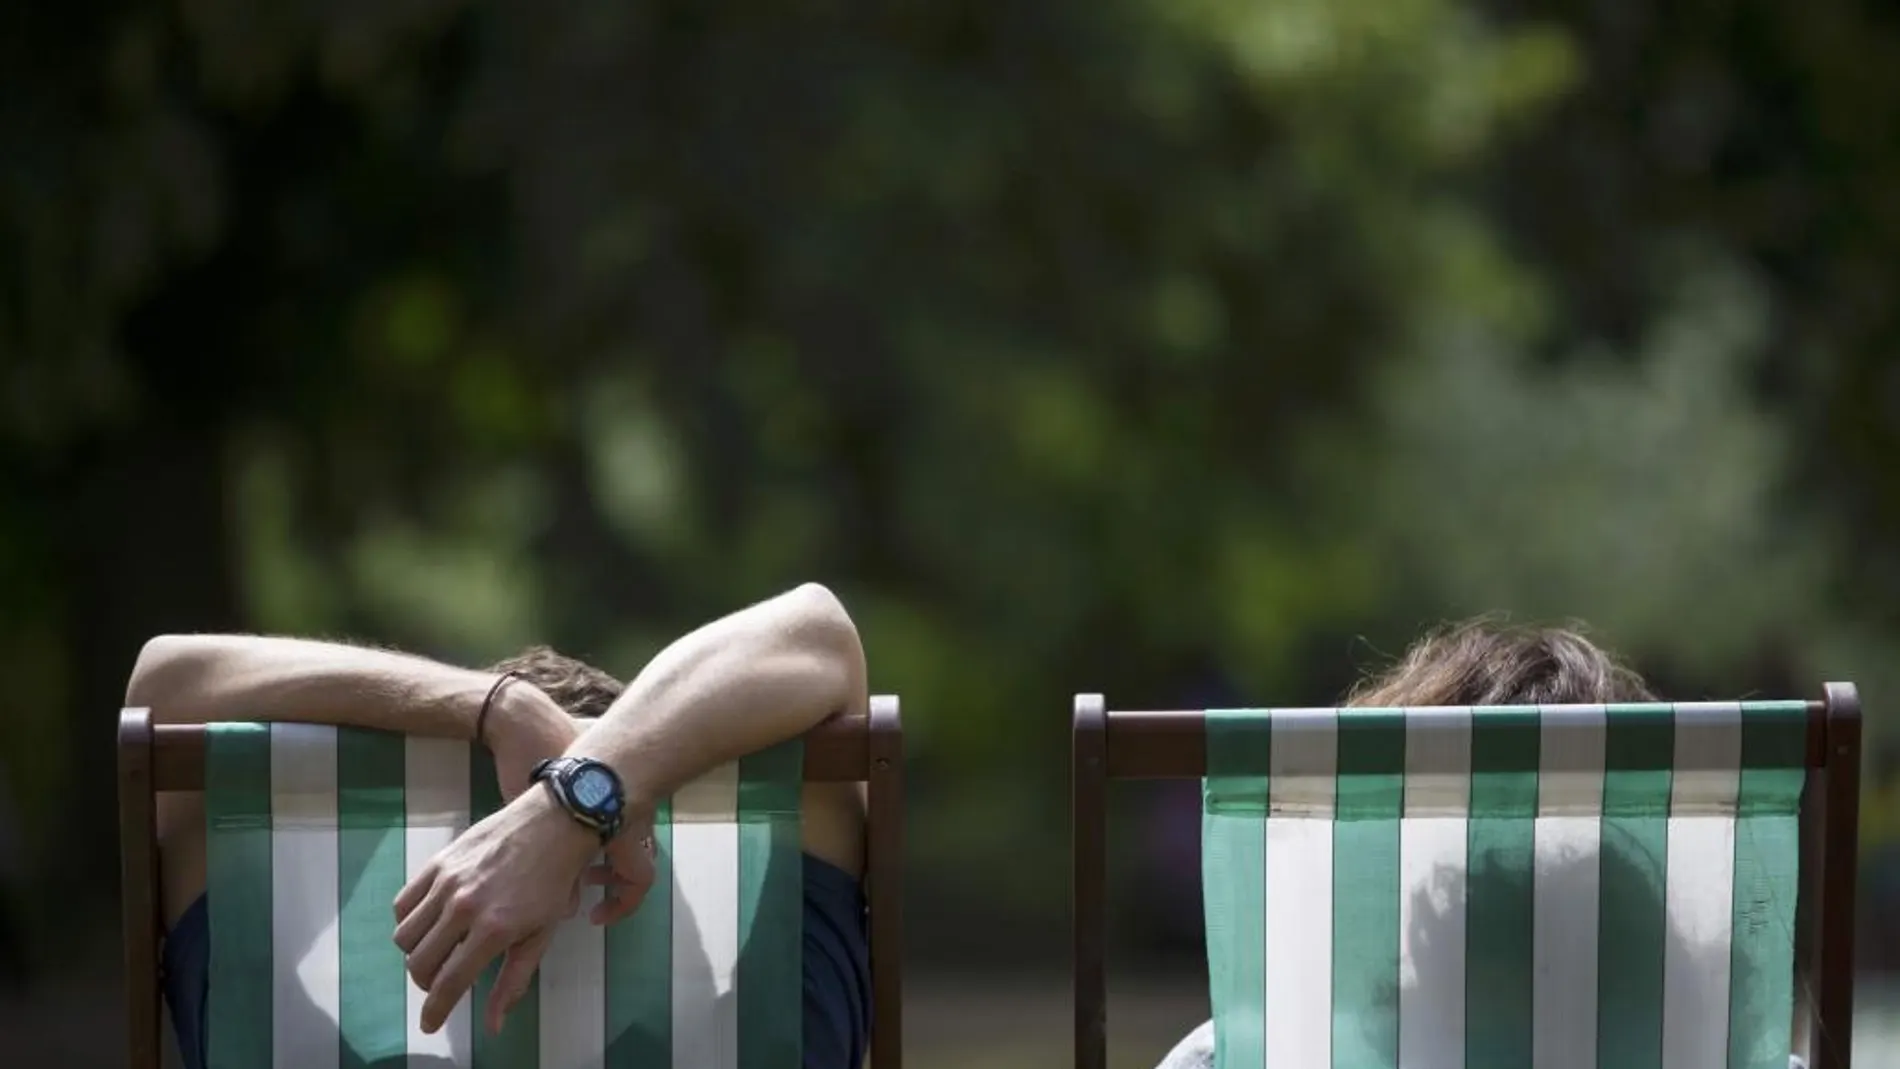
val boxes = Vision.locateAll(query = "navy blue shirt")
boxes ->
[163,853,871,1069]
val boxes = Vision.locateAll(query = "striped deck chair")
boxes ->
[119,698,904,1069]
[1073,686,1864,1069]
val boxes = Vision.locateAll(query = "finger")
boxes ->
[420,926,505,1035]
[590,871,651,925]
[591,892,640,925]
[584,834,653,924]
[393,879,453,954]
[405,902,472,990]
[486,928,555,1036]
[393,861,439,923]
[581,864,634,887]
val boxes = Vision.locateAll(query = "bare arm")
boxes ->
[127,634,523,738]
[130,634,574,927]
[563,582,868,813]
[392,583,869,1034]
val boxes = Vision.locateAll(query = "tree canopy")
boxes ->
[4,0,1896,945]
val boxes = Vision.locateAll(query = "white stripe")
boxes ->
[1399,707,1469,1069]
[539,881,608,1069]
[1533,705,1604,1069]
[1263,710,1334,1067]
[672,763,742,1069]
[271,724,341,1069]
[1661,703,1742,1069]
[405,737,474,1066]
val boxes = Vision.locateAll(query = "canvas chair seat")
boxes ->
[119,700,904,1069]
[201,723,803,1068]
[1200,702,1805,1068]
[1072,688,1863,1069]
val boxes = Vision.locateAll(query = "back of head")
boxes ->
[1346,617,1657,707]
[487,645,625,719]
[1354,622,1759,1055]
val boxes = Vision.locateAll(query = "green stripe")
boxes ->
[205,723,274,1069]
[606,797,672,1067]
[1597,704,1673,1069]
[1190,704,1806,775]
[1728,704,1806,1069]
[1464,706,1538,1069]
[737,740,805,1068]
[337,729,409,1067]
[470,752,539,1067]
[1204,709,1271,1069]
[1331,710,1403,1069]
[1599,703,1808,772]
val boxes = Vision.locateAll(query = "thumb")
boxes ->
[486,927,555,1036]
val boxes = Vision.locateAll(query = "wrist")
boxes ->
[562,744,659,825]
[520,783,604,860]
[471,670,518,746]
[488,682,574,752]
[532,755,633,844]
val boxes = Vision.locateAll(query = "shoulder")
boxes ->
[800,782,865,876]
[1153,1019,1215,1069]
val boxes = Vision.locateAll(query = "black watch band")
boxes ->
[530,756,626,844]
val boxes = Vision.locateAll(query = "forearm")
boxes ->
[563,583,867,811]
[127,634,499,739]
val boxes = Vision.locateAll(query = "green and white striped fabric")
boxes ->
[203,723,804,1069]
[1202,702,1808,1069]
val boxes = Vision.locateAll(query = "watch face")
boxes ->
[570,766,616,810]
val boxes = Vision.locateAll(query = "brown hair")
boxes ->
[486,645,625,719]
[1346,616,1656,707]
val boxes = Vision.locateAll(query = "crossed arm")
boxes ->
[132,583,869,1030]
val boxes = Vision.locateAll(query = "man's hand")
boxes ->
[392,789,656,1035]
[484,823,656,1029]
[392,790,594,1034]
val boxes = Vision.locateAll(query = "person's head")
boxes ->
[1346,616,1657,708]
[486,645,625,719]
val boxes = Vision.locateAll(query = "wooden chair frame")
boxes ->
[1072,684,1863,1069]
[119,696,905,1069]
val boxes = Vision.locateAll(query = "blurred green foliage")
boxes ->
[4,0,1899,942]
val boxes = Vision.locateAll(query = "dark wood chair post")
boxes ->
[1813,682,1862,1069]
[867,695,905,1069]
[1073,694,1108,1069]
[118,708,161,1069]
